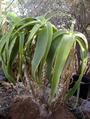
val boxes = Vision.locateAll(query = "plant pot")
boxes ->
[70,74,90,99]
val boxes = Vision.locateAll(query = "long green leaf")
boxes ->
[19,32,25,76]
[0,32,11,55]
[43,22,53,60]
[4,37,19,83]
[50,33,76,101]
[47,31,66,80]
[37,22,53,82]
[25,24,41,50]
[12,21,40,39]
[65,32,88,100]
[1,61,16,84]
[32,25,50,79]
[7,37,18,82]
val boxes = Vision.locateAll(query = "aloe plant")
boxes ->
[0,14,88,105]
[48,31,88,102]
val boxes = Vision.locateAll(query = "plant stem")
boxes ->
[74,85,80,109]
[24,64,36,100]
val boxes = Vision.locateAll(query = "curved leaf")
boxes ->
[47,31,66,80]
[12,20,40,38]
[32,23,53,79]
[37,22,53,81]
[50,33,76,101]
[25,24,41,50]
[65,32,88,100]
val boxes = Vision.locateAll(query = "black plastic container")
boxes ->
[70,74,90,99]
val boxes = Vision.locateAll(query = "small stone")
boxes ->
[86,25,90,35]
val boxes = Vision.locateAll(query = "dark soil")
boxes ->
[9,97,77,119]
[0,80,30,119]
[0,80,77,119]
[0,81,17,118]
[9,97,39,119]
[0,79,90,119]
[68,97,90,119]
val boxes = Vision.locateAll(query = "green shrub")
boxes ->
[0,15,88,104]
